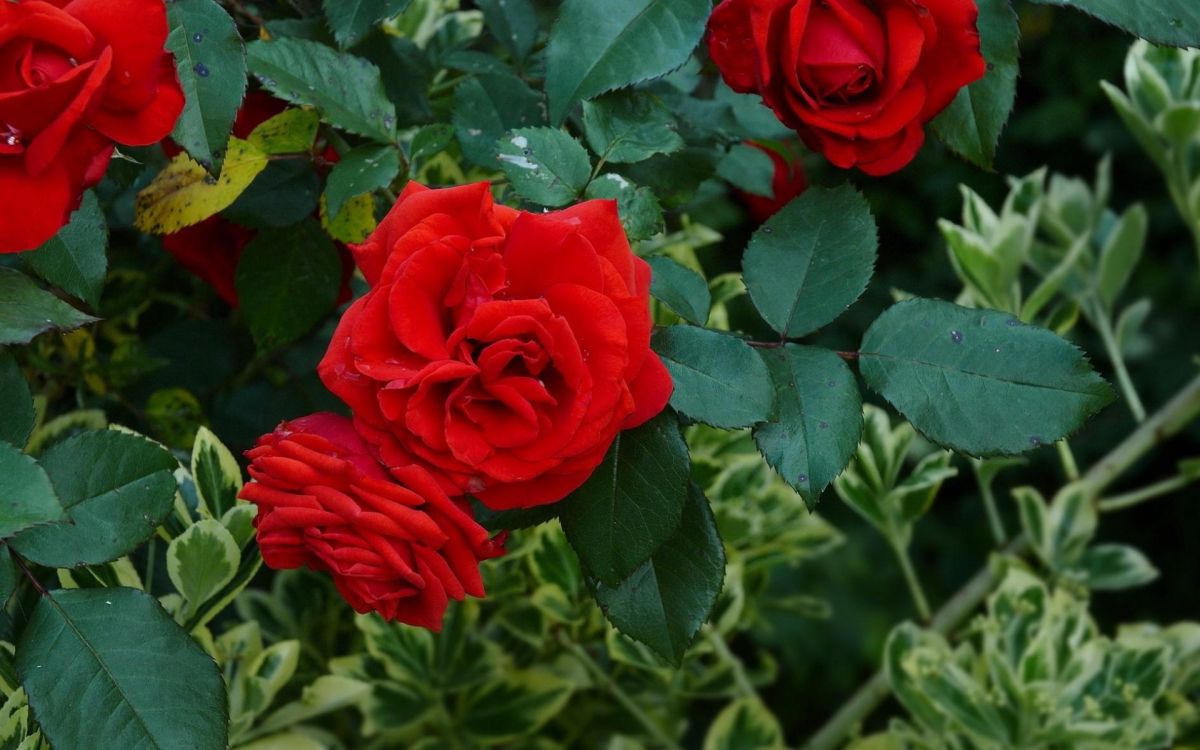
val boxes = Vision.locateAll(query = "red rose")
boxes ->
[0,0,184,253]
[319,182,673,510]
[707,0,986,176]
[737,140,808,221]
[239,412,505,631]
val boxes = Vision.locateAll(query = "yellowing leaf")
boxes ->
[321,193,376,244]
[135,137,269,235]
[248,108,320,155]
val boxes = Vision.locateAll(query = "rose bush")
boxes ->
[319,182,673,510]
[707,0,987,175]
[738,140,809,221]
[0,0,183,253]
[239,412,505,630]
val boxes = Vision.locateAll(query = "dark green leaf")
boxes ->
[560,410,690,586]
[478,0,538,62]
[931,0,1019,170]
[1028,0,1200,47]
[497,127,592,207]
[581,92,684,164]
[24,192,107,308]
[235,220,342,351]
[471,500,561,533]
[717,143,775,197]
[742,185,877,338]
[753,345,863,508]
[324,144,402,218]
[652,326,774,429]
[583,174,664,241]
[617,147,718,208]
[458,671,573,745]
[545,0,711,124]
[410,123,456,163]
[0,351,34,450]
[452,74,546,167]
[223,160,321,228]
[858,299,1114,456]
[0,545,15,607]
[646,255,710,325]
[0,268,97,346]
[0,442,63,540]
[324,0,413,47]
[18,587,227,750]
[167,0,247,172]
[10,431,177,566]
[593,483,725,665]
[247,38,396,142]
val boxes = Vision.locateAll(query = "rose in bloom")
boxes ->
[707,0,986,176]
[0,0,184,253]
[738,141,808,221]
[239,412,505,631]
[319,182,673,510]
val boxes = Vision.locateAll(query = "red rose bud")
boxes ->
[737,141,809,222]
[239,412,505,632]
[707,0,986,176]
[0,0,185,253]
[319,182,674,510]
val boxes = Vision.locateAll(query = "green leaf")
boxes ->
[858,299,1114,456]
[581,92,684,164]
[167,0,247,172]
[1097,204,1148,310]
[497,128,592,207]
[1075,544,1159,590]
[17,587,227,750]
[1045,482,1097,568]
[169,519,241,616]
[24,192,107,309]
[742,185,878,338]
[224,159,321,229]
[646,255,711,325]
[559,410,690,586]
[324,144,402,218]
[471,501,561,533]
[594,483,725,665]
[717,143,775,197]
[478,0,537,62]
[0,545,15,607]
[10,431,177,567]
[651,326,774,429]
[458,671,573,745]
[247,38,396,143]
[191,426,243,519]
[0,351,34,449]
[1028,0,1200,47]
[324,0,413,47]
[0,443,63,540]
[235,220,342,351]
[703,698,785,750]
[0,268,97,346]
[583,174,664,241]
[753,345,863,508]
[409,123,456,163]
[930,0,1019,170]
[545,0,711,124]
[247,108,321,156]
[452,74,545,168]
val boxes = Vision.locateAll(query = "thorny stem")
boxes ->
[703,625,759,700]
[800,372,1200,750]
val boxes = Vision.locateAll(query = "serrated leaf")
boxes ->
[247,108,321,155]
[753,345,863,508]
[17,587,227,750]
[169,519,241,617]
[646,255,710,325]
[452,74,546,168]
[0,443,63,540]
[9,431,177,567]
[931,0,1019,170]
[1028,0,1200,47]
[703,698,785,750]
[471,501,561,533]
[324,0,413,47]
[192,426,243,518]
[247,38,396,142]
[410,123,455,163]
[859,299,1114,456]
[581,91,684,164]
[0,546,15,607]
[545,0,711,124]
[324,144,401,218]
[743,185,877,338]
[135,137,270,234]
[167,0,247,172]
[717,143,775,197]
[559,410,690,586]
[224,160,321,229]
[594,483,725,666]
[497,128,592,207]
[24,192,107,309]
[235,220,342,351]
[1075,544,1158,590]
[584,174,664,241]
[0,351,34,449]
[322,192,378,244]
[0,268,97,346]
[478,0,537,61]
[651,326,774,429]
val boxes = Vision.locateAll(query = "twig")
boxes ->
[704,625,759,700]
